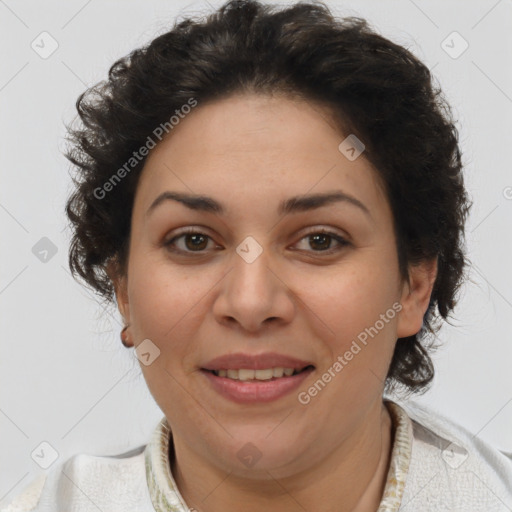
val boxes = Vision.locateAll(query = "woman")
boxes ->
[4,0,511,510]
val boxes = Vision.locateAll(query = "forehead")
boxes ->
[134,93,389,221]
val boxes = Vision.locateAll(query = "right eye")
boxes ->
[163,229,218,255]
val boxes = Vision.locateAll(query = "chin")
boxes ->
[212,432,306,474]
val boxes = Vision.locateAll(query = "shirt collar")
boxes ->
[145,400,413,512]
[377,400,414,511]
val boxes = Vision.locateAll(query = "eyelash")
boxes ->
[163,227,350,256]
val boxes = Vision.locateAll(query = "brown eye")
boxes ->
[163,227,349,257]
[294,230,349,254]
[182,233,209,251]
[164,230,215,254]
[308,233,332,251]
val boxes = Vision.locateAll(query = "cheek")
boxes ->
[127,265,202,400]
[127,259,190,346]
[301,258,398,375]
[309,263,394,331]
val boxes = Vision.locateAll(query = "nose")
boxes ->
[212,239,295,333]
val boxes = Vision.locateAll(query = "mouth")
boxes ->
[200,365,315,403]
[202,365,315,381]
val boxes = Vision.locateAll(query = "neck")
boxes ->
[170,399,393,512]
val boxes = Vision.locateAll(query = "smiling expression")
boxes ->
[111,92,434,476]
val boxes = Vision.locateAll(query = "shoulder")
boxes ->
[394,399,512,511]
[1,445,153,512]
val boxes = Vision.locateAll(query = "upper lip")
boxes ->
[202,352,315,371]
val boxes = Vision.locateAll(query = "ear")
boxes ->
[106,258,131,326]
[396,257,438,338]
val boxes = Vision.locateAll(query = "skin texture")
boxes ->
[109,93,437,512]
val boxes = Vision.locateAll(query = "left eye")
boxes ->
[163,229,349,255]
[294,230,349,253]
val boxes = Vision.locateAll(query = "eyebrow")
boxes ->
[146,190,372,219]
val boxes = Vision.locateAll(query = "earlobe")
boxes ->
[396,257,438,338]
[120,324,133,348]
[107,261,134,348]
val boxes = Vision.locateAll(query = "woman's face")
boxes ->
[112,93,435,477]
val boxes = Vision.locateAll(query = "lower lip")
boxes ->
[201,367,315,404]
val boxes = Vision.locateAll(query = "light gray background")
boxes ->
[1,0,511,505]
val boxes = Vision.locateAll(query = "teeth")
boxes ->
[212,367,304,381]
[273,367,284,378]
[239,369,255,381]
[254,369,274,380]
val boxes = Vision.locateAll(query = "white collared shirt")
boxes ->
[3,400,511,511]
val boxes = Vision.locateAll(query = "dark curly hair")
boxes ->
[64,0,472,394]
